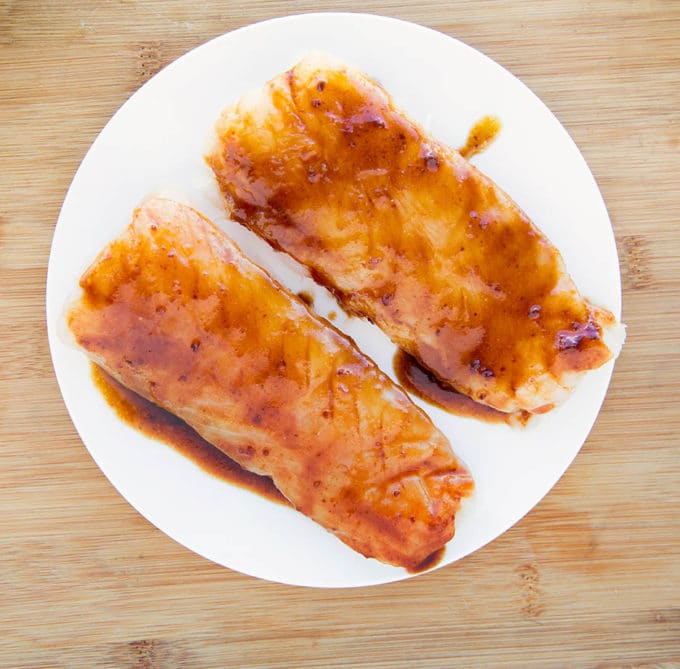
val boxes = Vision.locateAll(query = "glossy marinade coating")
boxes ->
[208,54,622,414]
[68,198,473,570]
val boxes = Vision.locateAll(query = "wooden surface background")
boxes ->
[2,1,679,667]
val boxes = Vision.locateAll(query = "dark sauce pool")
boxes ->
[296,290,315,307]
[91,363,288,506]
[407,546,446,574]
[393,350,530,426]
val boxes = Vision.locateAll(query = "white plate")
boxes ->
[46,13,622,588]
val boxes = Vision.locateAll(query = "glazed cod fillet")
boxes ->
[208,54,624,414]
[67,198,473,570]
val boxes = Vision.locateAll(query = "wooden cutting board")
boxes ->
[2,1,678,667]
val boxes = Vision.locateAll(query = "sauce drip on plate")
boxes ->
[458,115,502,159]
[296,290,315,307]
[91,363,288,506]
[393,350,530,426]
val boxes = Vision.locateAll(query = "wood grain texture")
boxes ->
[1,1,679,667]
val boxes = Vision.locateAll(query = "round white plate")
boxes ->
[46,13,622,588]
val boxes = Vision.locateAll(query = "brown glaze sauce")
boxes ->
[458,115,502,159]
[393,349,531,426]
[91,363,288,506]
[296,290,315,307]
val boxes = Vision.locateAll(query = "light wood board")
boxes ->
[1,1,679,667]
